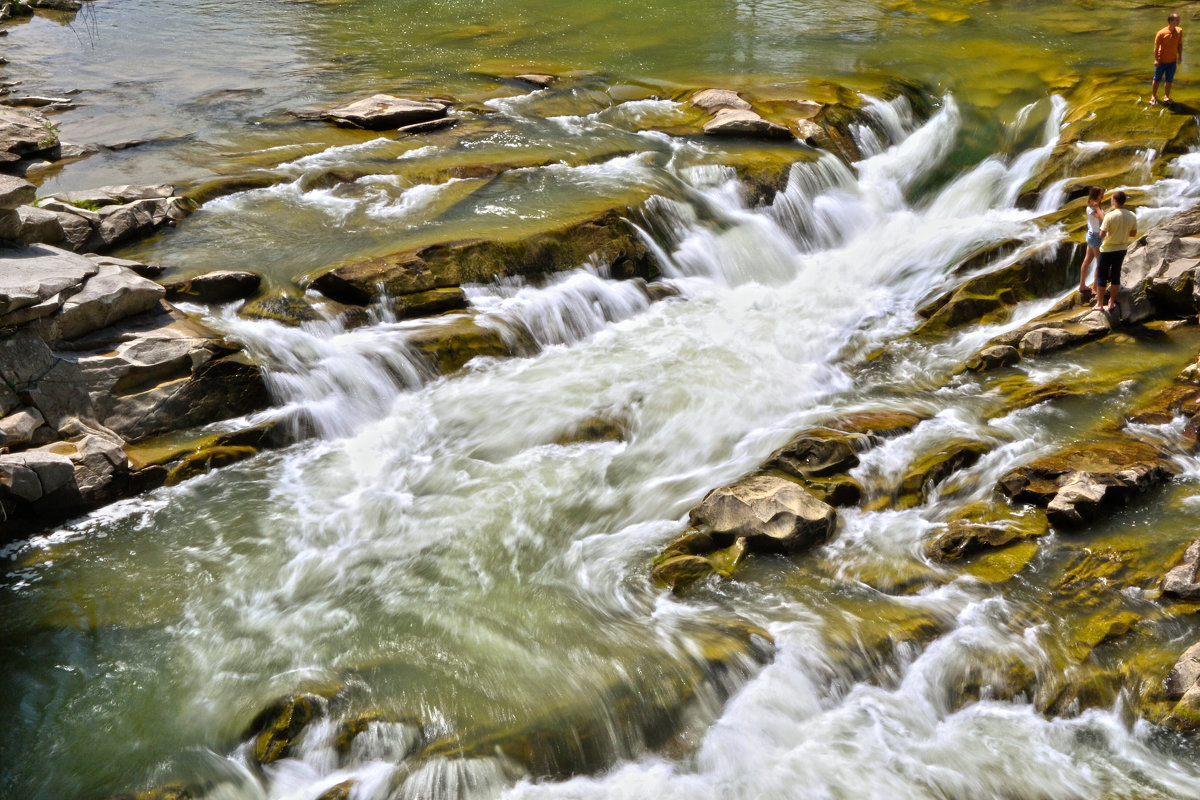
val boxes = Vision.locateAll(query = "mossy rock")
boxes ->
[164,445,257,486]
[389,287,468,319]
[1065,610,1142,663]
[554,414,628,445]
[311,209,658,306]
[651,554,716,594]
[244,693,326,765]
[240,294,322,326]
[962,540,1040,585]
[105,783,200,800]
[1018,72,1200,203]
[926,502,1049,562]
[315,781,354,800]
[821,599,951,681]
[914,240,1080,338]
[825,409,924,438]
[800,473,864,507]
[868,439,990,512]
[183,173,283,205]
[405,316,510,374]
[1036,666,1121,718]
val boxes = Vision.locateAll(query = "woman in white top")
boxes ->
[1079,185,1105,296]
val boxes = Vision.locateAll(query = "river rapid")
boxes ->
[6,1,1200,799]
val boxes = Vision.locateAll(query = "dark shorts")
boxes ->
[1097,249,1128,286]
[1155,61,1178,83]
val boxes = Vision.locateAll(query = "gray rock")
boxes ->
[22,359,93,432]
[0,406,45,448]
[0,327,58,387]
[323,95,449,131]
[702,108,793,140]
[1163,540,1200,600]
[50,184,175,207]
[38,263,165,342]
[973,344,1020,370]
[1121,207,1200,321]
[0,381,18,414]
[1018,327,1073,356]
[9,445,74,495]
[30,0,82,10]
[691,89,752,112]
[57,141,100,160]
[0,174,36,209]
[0,243,97,319]
[0,458,41,502]
[1045,475,1109,527]
[0,95,74,108]
[0,106,57,163]
[689,473,836,554]
[15,204,65,244]
[1166,640,1200,700]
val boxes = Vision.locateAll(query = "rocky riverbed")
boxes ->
[11,2,1200,797]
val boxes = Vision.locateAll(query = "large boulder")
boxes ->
[322,95,449,131]
[688,473,836,554]
[1120,205,1200,323]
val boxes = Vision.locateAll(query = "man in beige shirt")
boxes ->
[1094,191,1138,311]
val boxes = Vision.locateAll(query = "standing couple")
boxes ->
[1078,187,1137,312]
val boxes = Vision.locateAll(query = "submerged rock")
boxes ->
[244,693,328,765]
[925,502,1049,562]
[322,94,449,131]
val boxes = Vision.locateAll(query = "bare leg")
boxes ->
[1165,80,1174,103]
[1106,285,1119,311]
[1152,78,1161,104]
[1080,246,1097,292]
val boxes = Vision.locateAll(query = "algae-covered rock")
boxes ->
[164,445,257,486]
[650,554,716,594]
[244,693,326,765]
[688,473,836,555]
[554,414,628,445]
[311,209,656,306]
[915,241,1080,338]
[389,287,468,320]
[240,294,322,325]
[315,781,354,800]
[998,438,1179,527]
[826,409,924,438]
[885,439,991,511]
[925,502,1049,562]
[405,316,509,375]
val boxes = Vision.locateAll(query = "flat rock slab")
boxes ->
[0,243,98,320]
[703,108,793,140]
[691,89,752,112]
[323,95,449,130]
[0,106,57,164]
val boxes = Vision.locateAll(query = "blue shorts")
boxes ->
[1086,231,1102,249]
[1155,61,1178,83]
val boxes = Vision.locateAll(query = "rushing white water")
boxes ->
[10,86,1200,800]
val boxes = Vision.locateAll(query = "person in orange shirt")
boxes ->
[1151,12,1183,106]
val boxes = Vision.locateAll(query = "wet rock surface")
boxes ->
[0,245,268,538]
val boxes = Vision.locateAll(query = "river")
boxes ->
[5,1,1200,799]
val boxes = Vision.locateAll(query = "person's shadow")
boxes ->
[1164,99,1198,114]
